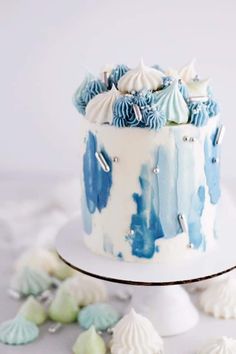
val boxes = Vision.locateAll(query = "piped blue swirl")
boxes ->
[143,107,167,130]
[113,95,134,118]
[205,99,220,117]
[73,74,94,115]
[188,101,209,127]
[82,80,107,106]
[108,64,129,89]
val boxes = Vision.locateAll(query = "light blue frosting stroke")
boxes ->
[204,130,221,204]
[188,186,206,248]
[83,132,112,216]
[129,164,164,259]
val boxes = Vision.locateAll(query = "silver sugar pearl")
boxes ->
[153,167,160,174]
[187,243,194,249]
[183,136,189,142]
[189,137,197,142]
[212,157,219,164]
[113,156,119,163]
[128,229,134,236]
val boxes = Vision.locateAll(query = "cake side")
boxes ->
[79,117,221,263]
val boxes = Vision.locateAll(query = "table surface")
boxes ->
[0,174,235,354]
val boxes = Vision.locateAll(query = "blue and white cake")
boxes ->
[74,60,224,263]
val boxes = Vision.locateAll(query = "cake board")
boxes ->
[56,217,236,336]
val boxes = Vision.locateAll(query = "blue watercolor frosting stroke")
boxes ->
[130,164,164,259]
[204,130,221,204]
[83,131,112,217]
[188,186,206,249]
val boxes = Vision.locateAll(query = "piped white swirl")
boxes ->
[198,337,236,354]
[86,85,121,124]
[200,277,236,319]
[118,60,163,93]
[110,308,164,354]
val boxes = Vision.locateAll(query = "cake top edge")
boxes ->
[73,59,220,131]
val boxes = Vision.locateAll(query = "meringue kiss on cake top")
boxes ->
[73,59,223,264]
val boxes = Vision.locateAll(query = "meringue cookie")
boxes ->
[12,266,52,296]
[15,248,58,275]
[118,59,163,93]
[61,274,108,307]
[179,59,197,83]
[154,80,189,123]
[187,79,210,100]
[198,336,236,354]
[49,288,78,323]
[200,277,236,319]
[19,296,47,325]
[79,303,120,331]
[110,308,164,354]
[73,325,106,354]
[86,85,121,124]
[0,315,39,345]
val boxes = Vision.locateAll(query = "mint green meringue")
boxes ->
[13,266,52,296]
[19,296,47,325]
[154,80,189,124]
[79,303,120,331]
[0,315,39,345]
[49,288,78,323]
[72,326,106,354]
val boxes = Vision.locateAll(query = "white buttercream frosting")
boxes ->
[61,274,108,306]
[118,59,163,93]
[200,277,236,319]
[198,337,236,354]
[86,85,121,124]
[110,308,164,354]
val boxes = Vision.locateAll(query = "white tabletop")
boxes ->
[0,173,235,354]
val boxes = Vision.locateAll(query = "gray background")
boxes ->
[0,0,235,176]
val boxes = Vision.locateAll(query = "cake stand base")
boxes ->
[130,285,199,336]
[56,217,236,336]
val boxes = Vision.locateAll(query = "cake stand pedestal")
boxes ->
[56,218,236,336]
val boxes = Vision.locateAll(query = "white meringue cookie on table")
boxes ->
[60,274,108,307]
[86,85,121,124]
[110,308,164,354]
[118,59,164,93]
[200,277,236,319]
[15,248,58,275]
[198,336,236,354]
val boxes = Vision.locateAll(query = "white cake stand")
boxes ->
[56,217,236,336]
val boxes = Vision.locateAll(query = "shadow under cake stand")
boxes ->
[56,217,236,337]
